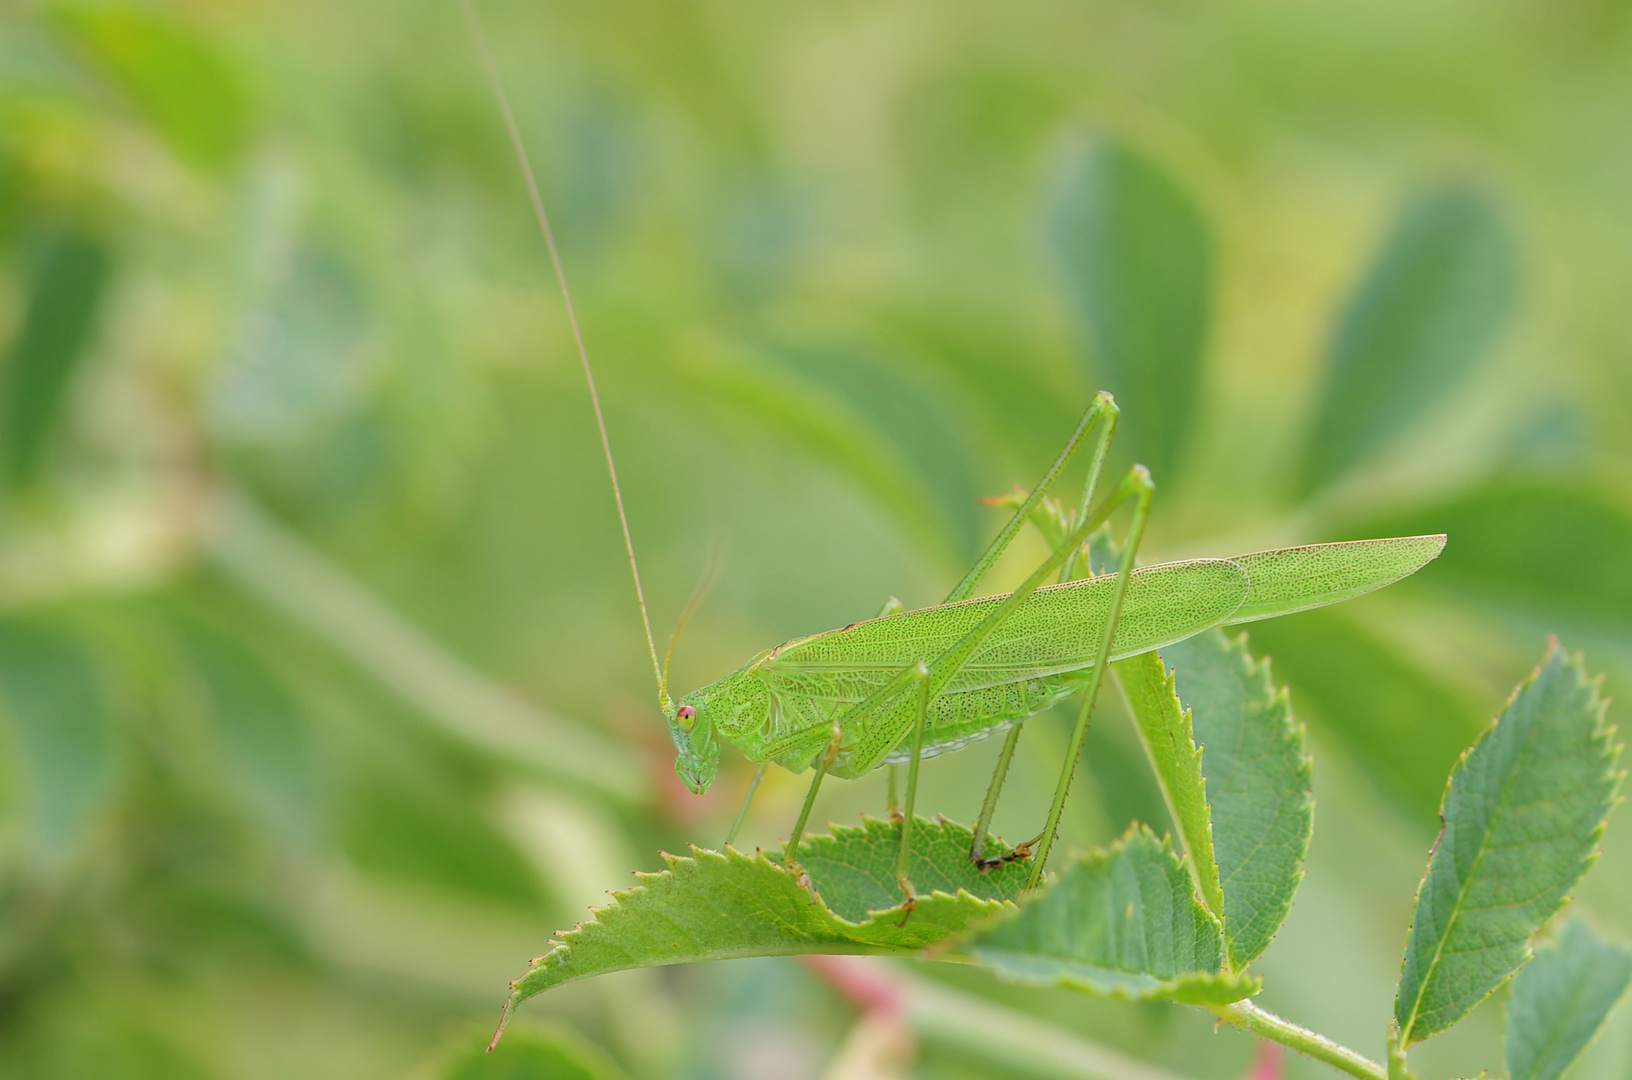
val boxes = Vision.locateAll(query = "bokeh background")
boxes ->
[1,1,1631,1077]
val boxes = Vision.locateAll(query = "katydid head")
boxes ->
[658,554,724,794]
[665,693,718,794]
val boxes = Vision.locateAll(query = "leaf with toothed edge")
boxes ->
[1114,650,1223,922]
[497,818,1022,1036]
[1506,918,1632,1080]
[1164,628,1313,970]
[492,816,1261,1045]
[946,826,1259,1005]
[1394,642,1622,1046]
[770,815,1031,922]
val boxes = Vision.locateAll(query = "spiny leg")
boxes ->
[724,762,767,848]
[893,662,932,922]
[969,725,1025,867]
[969,397,1120,865]
[1024,465,1155,889]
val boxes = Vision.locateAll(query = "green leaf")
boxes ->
[1246,608,1487,822]
[1165,629,1312,969]
[178,626,318,845]
[52,4,250,170]
[1113,650,1223,923]
[1394,642,1622,1046]
[774,815,1031,923]
[682,352,954,564]
[1049,140,1212,479]
[1506,919,1632,1080]
[338,770,545,908]
[767,347,986,560]
[0,620,116,859]
[950,826,1258,1005]
[440,1027,629,1080]
[1223,535,1445,625]
[3,228,112,484]
[1355,480,1632,634]
[1300,186,1518,493]
[501,817,1016,1022]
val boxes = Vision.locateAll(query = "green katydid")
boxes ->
[460,3,1444,911]
[661,394,1442,902]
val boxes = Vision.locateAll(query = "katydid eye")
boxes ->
[677,704,696,729]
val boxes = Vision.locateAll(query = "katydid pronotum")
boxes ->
[460,1,1444,915]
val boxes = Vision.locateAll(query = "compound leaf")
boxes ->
[1300,186,1517,493]
[1114,651,1223,922]
[1049,140,1212,480]
[1165,629,1312,969]
[949,826,1258,1005]
[1394,642,1621,1045]
[1506,919,1632,1080]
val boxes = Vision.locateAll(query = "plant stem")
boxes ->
[1209,1001,1386,1080]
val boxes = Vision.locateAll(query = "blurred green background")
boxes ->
[1,1,1631,1077]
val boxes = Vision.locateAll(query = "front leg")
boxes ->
[892,662,932,925]
[783,719,842,899]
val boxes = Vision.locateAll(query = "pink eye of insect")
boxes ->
[677,705,695,721]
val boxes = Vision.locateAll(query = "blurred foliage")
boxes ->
[0,0,1626,1078]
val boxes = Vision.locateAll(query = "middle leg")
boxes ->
[1024,465,1155,888]
[968,398,1120,864]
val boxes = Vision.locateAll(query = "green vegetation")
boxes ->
[1,1,1631,1078]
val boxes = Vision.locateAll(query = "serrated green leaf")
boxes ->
[1506,919,1632,1080]
[3,228,111,485]
[1394,642,1622,1046]
[1049,140,1212,479]
[949,826,1258,1005]
[774,815,1030,923]
[1165,629,1312,970]
[1299,186,1517,493]
[502,818,1016,1021]
[0,619,116,860]
[1113,651,1223,923]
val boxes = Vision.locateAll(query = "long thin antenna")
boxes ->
[661,543,723,695]
[459,0,665,699]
